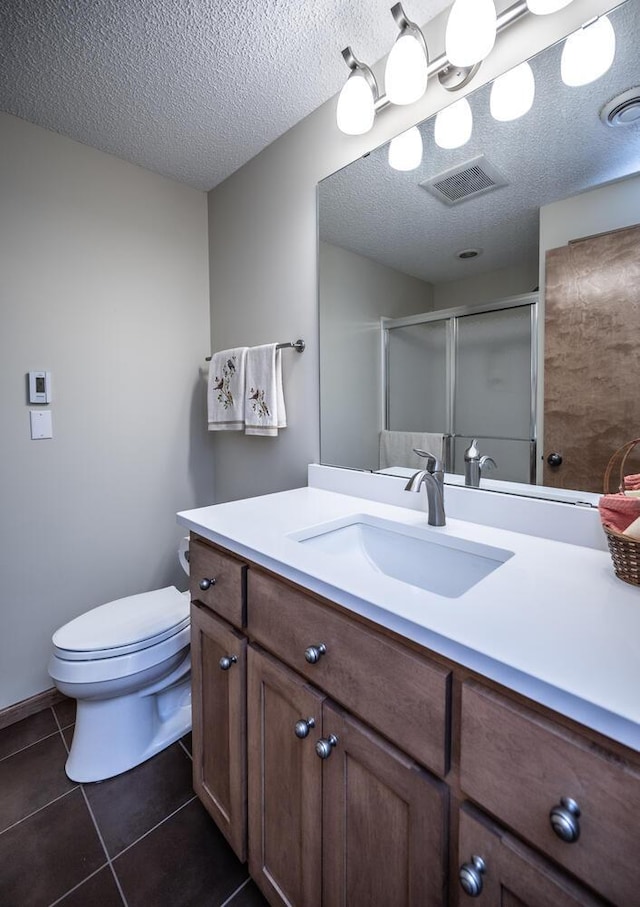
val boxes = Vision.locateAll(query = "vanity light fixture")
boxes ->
[435,97,473,149]
[561,15,616,87]
[490,61,536,121]
[388,126,423,170]
[445,0,497,68]
[384,3,429,105]
[336,47,379,135]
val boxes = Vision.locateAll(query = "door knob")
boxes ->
[294,717,316,739]
[219,655,237,671]
[315,734,338,759]
[550,797,581,843]
[458,855,486,897]
[546,452,563,467]
[304,643,327,664]
[199,577,216,591]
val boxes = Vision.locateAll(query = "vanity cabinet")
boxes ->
[247,645,447,907]
[188,533,640,907]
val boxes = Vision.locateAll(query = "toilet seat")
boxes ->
[53,586,190,661]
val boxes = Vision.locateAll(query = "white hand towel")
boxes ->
[207,347,248,431]
[379,430,445,470]
[245,344,287,437]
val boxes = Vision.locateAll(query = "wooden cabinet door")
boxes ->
[247,646,325,907]
[322,701,448,907]
[456,806,606,907]
[190,602,247,861]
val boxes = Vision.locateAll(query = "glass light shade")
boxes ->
[434,97,473,149]
[527,0,573,13]
[445,0,497,67]
[490,62,535,121]
[336,72,375,135]
[388,127,423,171]
[385,33,429,106]
[561,16,616,87]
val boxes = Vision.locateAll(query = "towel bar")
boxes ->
[206,339,305,361]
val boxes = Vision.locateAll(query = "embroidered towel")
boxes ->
[379,430,445,470]
[245,344,286,436]
[207,347,248,431]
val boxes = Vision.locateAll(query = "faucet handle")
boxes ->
[413,448,443,473]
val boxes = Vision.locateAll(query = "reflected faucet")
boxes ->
[464,439,497,488]
[405,448,446,526]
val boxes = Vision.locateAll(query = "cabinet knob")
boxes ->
[304,643,327,664]
[458,855,486,897]
[199,577,216,591]
[219,655,238,671]
[550,797,581,843]
[315,734,339,759]
[294,717,316,739]
[546,452,563,467]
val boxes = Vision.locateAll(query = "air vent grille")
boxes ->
[420,156,507,206]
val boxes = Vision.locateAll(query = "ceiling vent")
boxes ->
[600,88,640,127]
[420,155,508,206]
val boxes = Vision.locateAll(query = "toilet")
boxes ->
[48,539,192,783]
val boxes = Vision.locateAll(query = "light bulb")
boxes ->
[388,127,423,171]
[435,97,473,149]
[561,16,615,87]
[336,72,375,135]
[527,0,573,13]
[490,62,535,121]
[446,0,497,67]
[385,33,428,106]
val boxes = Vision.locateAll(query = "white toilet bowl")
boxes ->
[49,549,193,783]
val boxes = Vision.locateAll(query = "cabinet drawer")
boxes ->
[247,568,451,776]
[189,537,247,628]
[460,681,640,906]
[456,805,605,906]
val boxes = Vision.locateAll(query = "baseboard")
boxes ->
[0,688,67,731]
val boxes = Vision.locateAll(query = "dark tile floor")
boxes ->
[0,700,269,907]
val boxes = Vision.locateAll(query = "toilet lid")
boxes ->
[53,586,190,659]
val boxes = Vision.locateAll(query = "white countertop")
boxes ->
[178,485,640,751]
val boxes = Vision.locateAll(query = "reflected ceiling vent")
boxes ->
[420,155,507,206]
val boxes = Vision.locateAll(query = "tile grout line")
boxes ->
[0,716,74,763]
[52,706,131,907]
[111,794,198,861]
[45,863,110,907]
[178,738,192,761]
[220,877,252,906]
[0,786,79,838]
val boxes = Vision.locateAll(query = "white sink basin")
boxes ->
[289,514,513,598]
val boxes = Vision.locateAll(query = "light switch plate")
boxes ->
[30,410,53,439]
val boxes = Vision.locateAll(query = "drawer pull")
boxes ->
[219,655,238,671]
[550,797,581,843]
[294,717,316,739]
[458,855,486,897]
[315,734,339,759]
[199,577,216,591]
[304,643,327,664]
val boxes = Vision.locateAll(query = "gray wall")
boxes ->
[0,113,211,709]
[206,0,614,504]
[320,242,433,471]
[432,262,539,310]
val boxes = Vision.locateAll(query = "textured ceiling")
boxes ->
[0,0,451,190]
[320,0,640,285]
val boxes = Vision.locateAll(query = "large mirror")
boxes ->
[319,0,640,501]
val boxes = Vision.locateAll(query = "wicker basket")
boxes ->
[603,438,640,586]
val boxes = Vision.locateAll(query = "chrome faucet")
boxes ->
[405,448,446,526]
[464,439,497,488]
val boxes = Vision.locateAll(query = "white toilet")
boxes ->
[48,539,192,783]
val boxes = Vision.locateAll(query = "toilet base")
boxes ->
[65,657,192,783]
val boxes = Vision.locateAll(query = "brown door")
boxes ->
[190,602,247,861]
[247,646,324,907]
[456,806,606,906]
[543,223,640,491]
[322,701,448,907]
